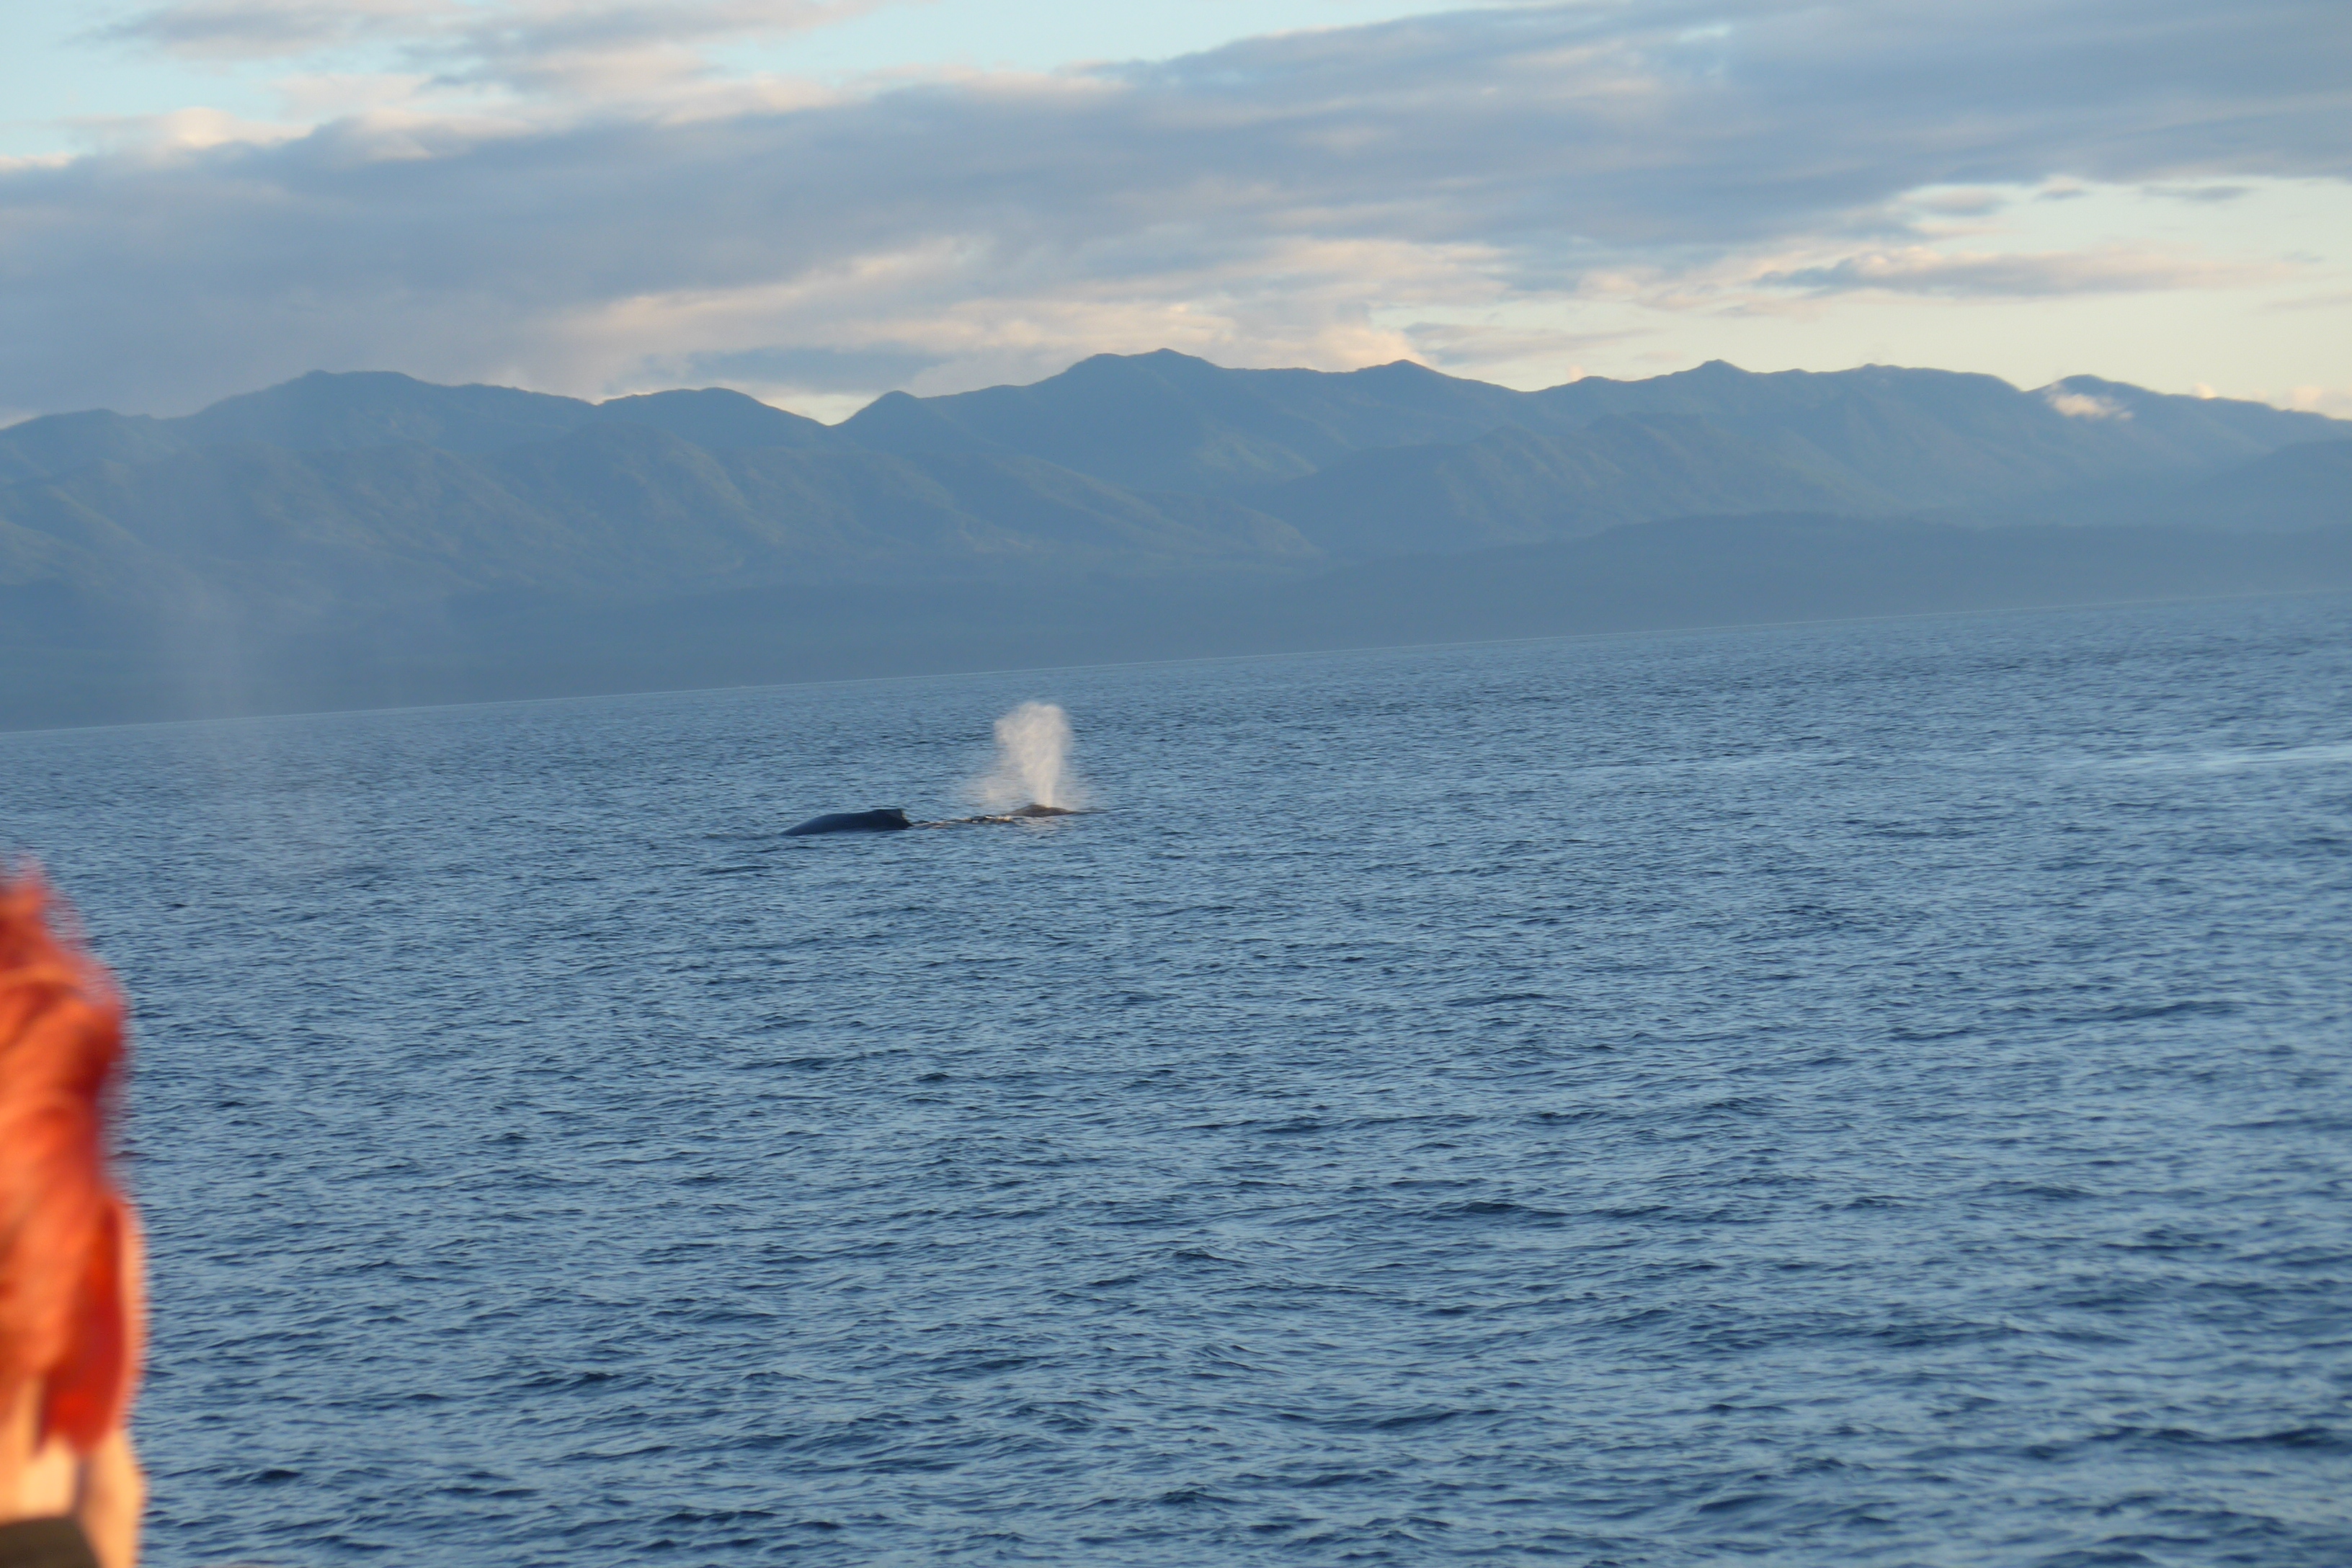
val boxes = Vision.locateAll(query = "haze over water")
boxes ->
[2,594,2347,1567]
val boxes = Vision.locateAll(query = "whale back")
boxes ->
[785,807,912,835]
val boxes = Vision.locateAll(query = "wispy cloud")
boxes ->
[2283,384,2352,418]
[2147,183,2253,202]
[99,0,902,96]
[2045,389,2128,419]
[98,0,452,59]
[1759,245,2281,298]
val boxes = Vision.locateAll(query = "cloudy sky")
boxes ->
[2,0,2346,422]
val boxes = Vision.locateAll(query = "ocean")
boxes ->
[3,593,2347,1567]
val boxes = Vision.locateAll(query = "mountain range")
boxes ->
[1,352,2346,727]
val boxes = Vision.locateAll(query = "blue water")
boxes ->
[4,595,2348,1567]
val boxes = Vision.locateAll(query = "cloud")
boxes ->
[2044,390,2128,419]
[1394,320,1643,371]
[674,344,946,392]
[100,0,901,96]
[2147,183,2253,202]
[1759,245,2280,298]
[2284,384,2352,418]
[69,105,313,154]
[98,0,452,60]
[9,0,2351,414]
[2264,289,2352,311]
[1903,187,2011,217]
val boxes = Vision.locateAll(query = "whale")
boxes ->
[785,807,913,835]
[921,802,1087,827]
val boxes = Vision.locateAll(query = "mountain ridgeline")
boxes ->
[1,352,2346,726]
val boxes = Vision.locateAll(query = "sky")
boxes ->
[1,0,2347,423]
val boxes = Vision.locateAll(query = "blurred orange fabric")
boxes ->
[0,872,141,1449]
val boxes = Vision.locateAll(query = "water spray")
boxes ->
[969,701,1087,815]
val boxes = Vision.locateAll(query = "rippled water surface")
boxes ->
[4,595,2349,1567]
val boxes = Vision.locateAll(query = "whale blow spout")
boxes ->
[972,702,1086,814]
[785,807,913,836]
